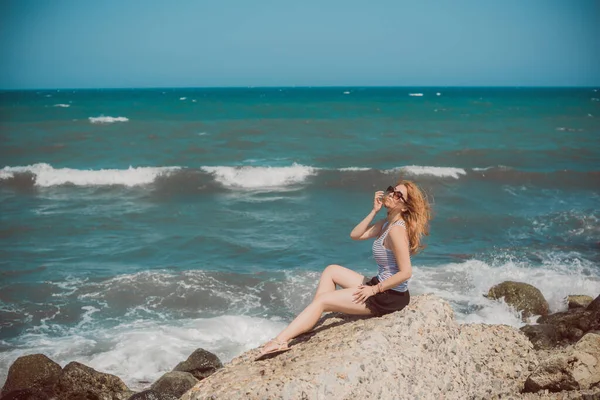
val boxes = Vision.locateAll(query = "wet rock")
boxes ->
[487,281,549,318]
[521,324,561,350]
[0,354,61,397]
[588,295,600,312]
[173,349,223,381]
[531,307,600,348]
[0,389,51,400]
[568,295,594,310]
[127,390,178,400]
[150,372,198,399]
[55,362,131,400]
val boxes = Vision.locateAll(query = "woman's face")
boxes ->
[383,184,408,210]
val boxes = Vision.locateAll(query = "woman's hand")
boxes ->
[353,285,376,304]
[373,191,384,213]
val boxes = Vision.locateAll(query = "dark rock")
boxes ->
[1,354,62,396]
[127,389,178,400]
[173,348,223,381]
[150,371,197,399]
[568,295,594,309]
[588,295,600,312]
[520,324,560,350]
[527,307,600,349]
[0,389,51,400]
[487,281,549,318]
[60,390,101,400]
[55,362,130,400]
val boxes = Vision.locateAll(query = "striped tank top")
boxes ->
[372,220,410,292]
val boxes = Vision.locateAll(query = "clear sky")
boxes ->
[1,0,599,89]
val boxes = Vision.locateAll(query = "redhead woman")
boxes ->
[256,179,432,360]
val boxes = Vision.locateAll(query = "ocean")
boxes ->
[1,87,599,389]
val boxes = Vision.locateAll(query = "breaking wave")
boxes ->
[89,116,129,124]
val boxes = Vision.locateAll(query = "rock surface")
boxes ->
[589,295,600,312]
[0,389,51,400]
[149,372,197,399]
[524,333,600,393]
[173,349,223,381]
[568,295,594,310]
[181,294,538,400]
[522,296,600,349]
[55,361,131,400]
[127,390,178,400]
[487,281,549,318]
[0,354,61,397]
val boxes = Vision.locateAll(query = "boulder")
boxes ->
[568,295,594,310]
[180,294,537,400]
[173,349,223,381]
[487,281,549,318]
[588,295,600,312]
[0,389,51,400]
[54,362,131,400]
[571,333,600,389]
[523,306,600,349]
[150,372,197,399]
[523,354,580,393]
[520,324,561,350]
[127,390,178,400]
[523,333,600,394]
[1,354,62,397]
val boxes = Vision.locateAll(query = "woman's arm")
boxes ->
[350,212,385,240]
[379,225,412,290]
[350,191,385,240]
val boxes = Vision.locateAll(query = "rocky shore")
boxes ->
[1,283,598,400]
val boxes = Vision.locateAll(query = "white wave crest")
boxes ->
[201,163,316,189]
[0,163,180,187]
[89,116,129,124]
[53,104,70,108]
[391,166,467,179]
[409,93,424,97]
[338,167,371,171]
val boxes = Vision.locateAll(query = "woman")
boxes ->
[256,179,431,360]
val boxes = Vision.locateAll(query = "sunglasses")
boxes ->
[386,186,406,202]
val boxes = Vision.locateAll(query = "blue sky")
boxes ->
[1,0,599,89]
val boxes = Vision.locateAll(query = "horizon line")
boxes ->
[1,84,599,91]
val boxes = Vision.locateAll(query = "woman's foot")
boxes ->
[254,338,290,361]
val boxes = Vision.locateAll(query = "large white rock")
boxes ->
[181,294,537,400]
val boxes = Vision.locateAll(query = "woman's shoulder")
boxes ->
[393,219,406,227]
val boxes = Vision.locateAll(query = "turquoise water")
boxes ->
[1,87,599,388]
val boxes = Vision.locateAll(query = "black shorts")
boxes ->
[362,276,410,316]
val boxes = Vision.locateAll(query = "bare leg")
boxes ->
[314,264,364,299]
[276,288,372,343]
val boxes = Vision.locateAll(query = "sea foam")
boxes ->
[89,116,129,124]
[0,315,285,391]
[414,255,600,325]
[0,163,180,187]
[53,104,70,108]
[392,166,467,179]
[201,164,317,189]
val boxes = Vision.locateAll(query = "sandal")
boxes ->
[254,338,291,361]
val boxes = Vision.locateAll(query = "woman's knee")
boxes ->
[323,264,341,275]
